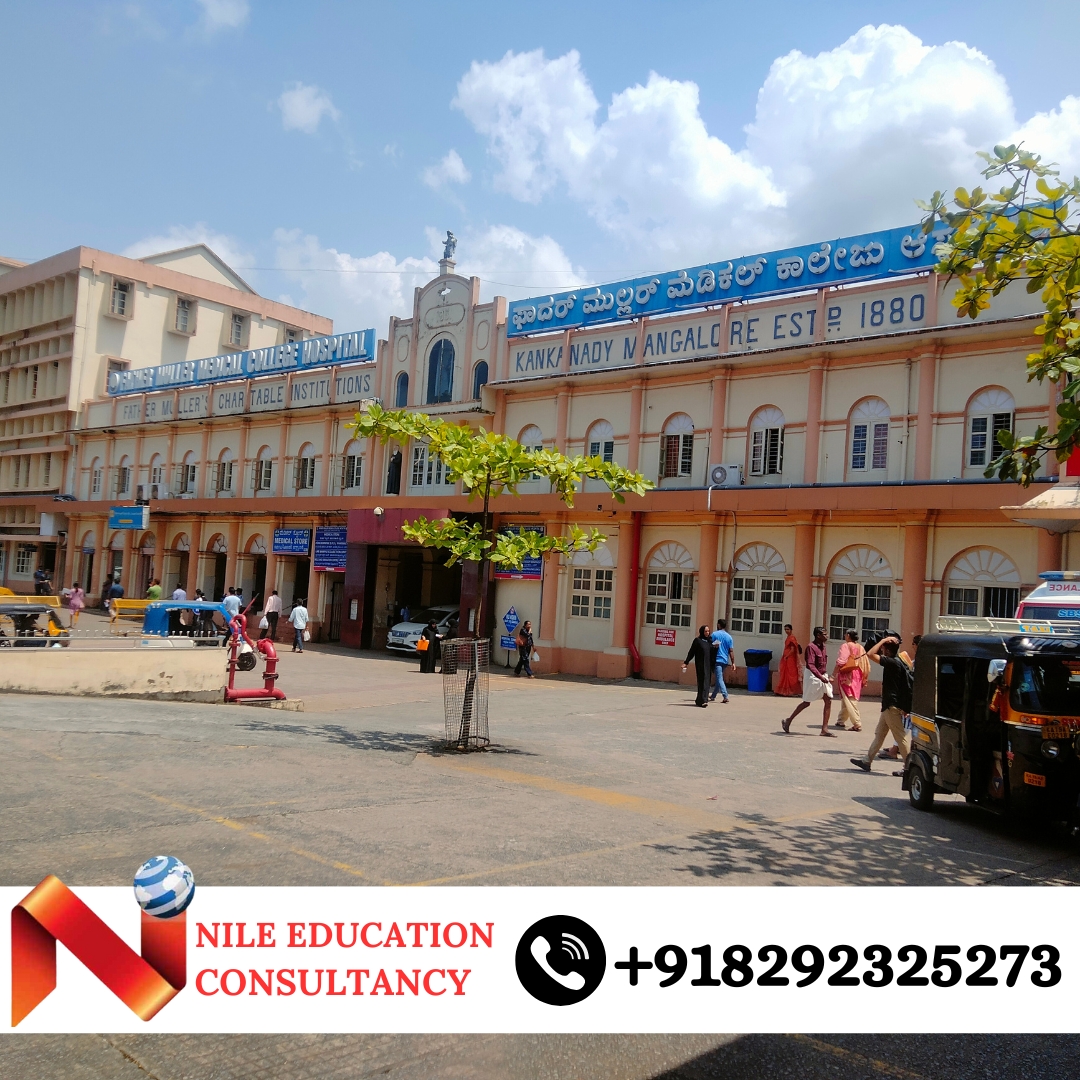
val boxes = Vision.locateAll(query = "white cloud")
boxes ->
[278,83,340,135]
[122,223,254,275]
[453,28,1080,267]
[422,149,472,190]
[195,0,248,31]
[271,225,583,331]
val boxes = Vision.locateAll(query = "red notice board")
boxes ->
[654,628,677,647]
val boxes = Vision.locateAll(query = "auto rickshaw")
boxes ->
[0,603,70,647]
[141,600,233,644]
[903,616,1080,825]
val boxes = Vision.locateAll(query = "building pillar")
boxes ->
[236,420,250,497]
[186,518,203,598]
[62,518,78,591]
[1038,529,1063,575]
[697,523,719,629]
[901,519,929,644]
[92,517,106,603]
[555,388,570,452]
[341,541,367,649]
[224,518,241,594]
[319,415,333,496]
[914,352,937,480]
[611,523,635,651]
[276,418,289,498]
[791,522,816,644]
[709,370,729,466]
[155,516,168,588]
[493,388,506,436]
[803,363,824,484]
[627,380,644,473]
[539,549,561,644]
[264,518,280,611]
[199,427,211,498]
[122,530,136,597]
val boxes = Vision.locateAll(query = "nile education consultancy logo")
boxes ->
[11,855,194,1025]
[515,915,606,1006]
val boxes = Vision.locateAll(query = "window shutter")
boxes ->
[658,436,667,479]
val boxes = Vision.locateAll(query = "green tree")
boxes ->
[919,144,1080,485]
[348,403,652,632]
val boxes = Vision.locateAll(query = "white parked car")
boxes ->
[386,606,460,653]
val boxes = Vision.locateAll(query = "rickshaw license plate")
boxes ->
[1024,771,1047,787]
[1044,723,1071,740]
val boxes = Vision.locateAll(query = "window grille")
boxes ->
[660,433,693,478]
[751,427,784,475]
[968,411,1013,466]
[341,454,363,490]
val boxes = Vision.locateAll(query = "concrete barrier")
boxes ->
[0,646,227,702]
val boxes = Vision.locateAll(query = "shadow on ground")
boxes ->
[658,797,1080,885]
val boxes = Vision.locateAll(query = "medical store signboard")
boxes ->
[272,529,311,556]
[507,222,948,338]
[107,329,376,396]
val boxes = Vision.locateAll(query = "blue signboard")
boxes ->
[313,526,347,572]
[507,223,952,338]
[272,528,311,555]
[108,505,149,530]
[493,526,546,580]
[107,328,377,396]
[502,606,519,634]
[500,635,518,651]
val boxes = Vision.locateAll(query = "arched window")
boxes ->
[661,414,694,479]
[206,533,228,555]
[966,387,1015,468]
[829,546,894,642]
[246,534,267,555]
[570,544,615,619]
[946,548,1021,617]
[519,425,544,452]
[170,532,190,552]
[849,398,891,474]
[645,542,695,628]
[216,448,234,494]
[254,446,273,491]
[395,371,409,408]
[587,420,615,463]
[341,439,363,491]
[426,339,455,404]
[90,458,103,498]
[749,407,785,476]
[294,443,316,491]
[472,361,488,400]
[730,544,787,636]
[410,440,455,491]
[117,455,132,496]
[179,451,197,494]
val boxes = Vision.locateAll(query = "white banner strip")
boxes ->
[3,886,1074,1033]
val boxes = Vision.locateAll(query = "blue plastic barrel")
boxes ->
[743,649,773,693]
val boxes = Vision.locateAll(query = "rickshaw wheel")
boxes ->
[908,759,935,811]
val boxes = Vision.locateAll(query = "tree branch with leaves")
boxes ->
[919,143,1080,485]
[348,404,652,631]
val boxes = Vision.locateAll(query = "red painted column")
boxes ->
[791,521,816,644]
[902,519,929,643]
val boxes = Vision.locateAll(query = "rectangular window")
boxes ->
[117,466,131,495]
[758,609,784,636]
[230,313,245,346]
[751,427,783,475]
[862,615,890,638]
[983,586,1019,618]
[573,566,613,619]
[15,545,35,575]
[970,412,1013,466]
[645,600,667,625]
[254,460,273,491]
[589,439,614,463]
[660,433,693,479]
[851,423,867,470]
[2,371,9,404]
[179,463,197,494]
[647,572,668,598]
[92,468,103,495]
[731,607,754,634]
[175,298,192,333]
[947,587,979,616]
[343,454,363,490]
[30,365,38,399]
[595,569,613,593]
[830,581,858,610]
[285,327,300,344]
[150,465,164,485]
[571,568,592,617]
[732,576,755,603]
[111,279,131,316]
[759,578,784,605]
[296,457,315,491]
[829,612,856,640]
[593,594,612,619]
[871,422,889,470]
[217,461,234,492]
[411,446,427,487]
[42,454,50,488]
[670,602,692,628]
[862,583,891,612]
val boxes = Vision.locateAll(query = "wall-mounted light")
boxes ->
[373,506,384,518]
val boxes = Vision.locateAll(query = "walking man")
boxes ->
[851,633,913,773]
[289,598,309,653]
[782,626,834,736]
[222,587,241,620]
[682,625,718,708]
[709,618,735,703]
[515,619,535,678]
[262,589,281,641]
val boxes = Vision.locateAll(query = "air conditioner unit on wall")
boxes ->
[709,463,743,487]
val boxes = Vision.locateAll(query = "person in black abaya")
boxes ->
[418,619,441,673]
[682,624,718,708]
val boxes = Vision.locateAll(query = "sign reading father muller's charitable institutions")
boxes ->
[507,222,948,338]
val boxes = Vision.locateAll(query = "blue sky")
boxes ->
[3,1,1078,334]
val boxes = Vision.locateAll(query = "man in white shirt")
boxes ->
[169,585,187,636]
[289,599,309,653]
[222,587,241,619]
[172,586,187,601]
[262,589,282,641]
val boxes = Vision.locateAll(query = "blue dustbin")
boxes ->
[744,649,773,693]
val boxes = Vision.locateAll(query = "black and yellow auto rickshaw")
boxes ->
[904,617,1080,824]
[0,603,70,647]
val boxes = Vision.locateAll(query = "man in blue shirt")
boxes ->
[222,587,241,619]
[709,618,735,703]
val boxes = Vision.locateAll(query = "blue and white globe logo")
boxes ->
[133,856,195,919]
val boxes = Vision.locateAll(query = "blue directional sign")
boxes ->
[500,635,518,651]
[502,606,519,634]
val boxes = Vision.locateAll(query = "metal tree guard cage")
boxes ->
[441,637,490,750]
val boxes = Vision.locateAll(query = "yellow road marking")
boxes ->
[788,1034,926,1079]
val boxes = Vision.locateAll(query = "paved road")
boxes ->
[3,648,1078,1076]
